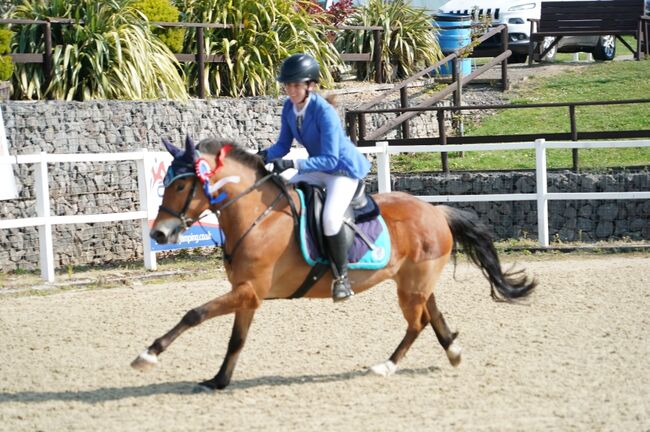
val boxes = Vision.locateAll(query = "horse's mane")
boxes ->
[197,137,267,177]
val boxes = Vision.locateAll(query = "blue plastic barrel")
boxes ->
[434,13,472,76]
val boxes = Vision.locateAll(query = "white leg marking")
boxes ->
[131,349,159,371]
[446,341,462,367]
[369,360,397,377]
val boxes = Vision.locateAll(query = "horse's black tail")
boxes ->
[441,206,537,300]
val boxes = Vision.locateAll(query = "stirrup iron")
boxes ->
[332,275,354,303]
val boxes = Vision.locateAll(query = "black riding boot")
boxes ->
[325,227,354,303]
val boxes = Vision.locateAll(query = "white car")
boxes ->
[436,0,621,62]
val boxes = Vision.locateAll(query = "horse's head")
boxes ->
[149,135,205,244]
[151,135,267,245]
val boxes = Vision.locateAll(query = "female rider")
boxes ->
[259,53,370,303]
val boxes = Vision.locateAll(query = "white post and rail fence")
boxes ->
[1,139,649,282]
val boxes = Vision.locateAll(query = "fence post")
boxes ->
[44,20,53,100]
[399,87,410,139]
[373,29,383,83]
[535,139,549,247]
[500,25,509,90]
[346,111,357,144]
[437,109,449,173]
[137,149,157,271]
[569,105,579,172]
[34,152,54,282]
[358,113,366,142]
[375,141,391,193]
[452,58,463,148]
[197,26,206,99]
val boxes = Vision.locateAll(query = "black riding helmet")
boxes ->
[277,53,320,83]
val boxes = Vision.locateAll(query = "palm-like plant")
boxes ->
[176,0,341,97]
[10,0,187,100]
[336,0,442,82]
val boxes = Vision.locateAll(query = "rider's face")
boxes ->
[284,82,312,106]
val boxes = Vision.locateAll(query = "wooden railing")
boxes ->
[346,98,650,173]
[0,18,384,98]
[346,25,511,145]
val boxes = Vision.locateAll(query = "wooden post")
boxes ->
[197,26,206,99]
[347,112,357,143]
[373,29,383,83]
[358,113,366,142]
[452,58,462,155]
[437,109,448,173]
[570,105,579,172]
[500,25,509,90]
[44,20,53,100]
[637,20,642,60]
[400,87,410,139]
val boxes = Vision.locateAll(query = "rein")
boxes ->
[212,173,300,263]
[161,152,300,264]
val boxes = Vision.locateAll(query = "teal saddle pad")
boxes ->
[296,189,391,270]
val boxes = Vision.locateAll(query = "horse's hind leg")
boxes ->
[369,292,430,377]
[426,293,461,367]
[369,260,439,376]
[198,309,255,390]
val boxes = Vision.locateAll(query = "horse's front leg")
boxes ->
[198,308,256,390]
[131,281,260,371]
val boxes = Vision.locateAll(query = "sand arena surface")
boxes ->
[0,254,648,431]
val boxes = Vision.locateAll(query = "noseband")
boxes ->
[158,176,199,229]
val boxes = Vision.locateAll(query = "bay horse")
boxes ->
[131,135,536,390]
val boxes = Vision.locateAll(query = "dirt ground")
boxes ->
[0,253,649,432]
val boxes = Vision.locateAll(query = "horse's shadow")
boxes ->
[0,366,439,404]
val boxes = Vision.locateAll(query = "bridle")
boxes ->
[159,164,299,264]
[158,176,199,230]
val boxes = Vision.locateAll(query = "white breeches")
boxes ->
[290,172,359,236]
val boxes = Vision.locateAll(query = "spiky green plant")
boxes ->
[336,0,442,82]
[175,0,341,97]
[10,0,187,100]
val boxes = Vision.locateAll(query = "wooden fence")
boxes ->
[0,18,383,99]
[347,98,650,172]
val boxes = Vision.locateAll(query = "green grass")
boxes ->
[392,58,650,172]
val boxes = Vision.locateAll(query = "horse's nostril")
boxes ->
[150,230,167,244]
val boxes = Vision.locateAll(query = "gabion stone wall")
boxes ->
[368,170,650,242]
[0,99,648,272]
[0,98,446,272]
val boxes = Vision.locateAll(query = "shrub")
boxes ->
[326,0,355,26]
[336,0,442,82]
[10,0,187,100]
[131,0,185,53]
[0,27,13,80]
[177,0,341,97]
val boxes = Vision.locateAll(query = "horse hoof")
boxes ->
[131,350,158,371]
[369,360,397,377]
[446,341,462,367]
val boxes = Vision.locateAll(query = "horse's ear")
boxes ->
[184,134,197,161]
[162,137,182,158]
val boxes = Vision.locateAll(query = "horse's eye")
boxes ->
[175,182,186,192]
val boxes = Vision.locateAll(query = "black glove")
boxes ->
[272,159,295,173]
[256,149,268,163]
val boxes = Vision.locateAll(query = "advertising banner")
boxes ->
[148,153,223,252]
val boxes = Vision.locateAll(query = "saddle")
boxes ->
[287,182,390,299]
[296,181,380,260]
